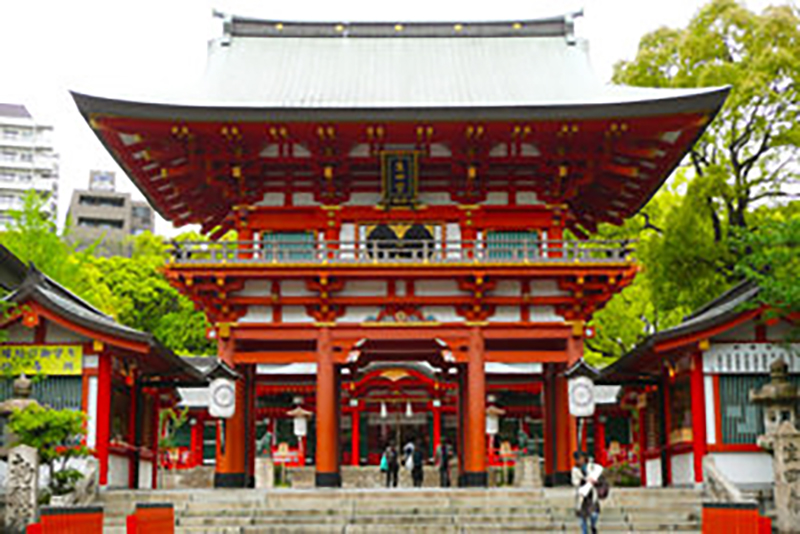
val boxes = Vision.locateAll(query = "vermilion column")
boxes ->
[464,327,487,486]
[554,368,577,484]
[432,401,442,456]
[96,352,112,486]
[351,402,360,466]
[316,327,341,486]
[214,375,247,487]
[690,352,707,484]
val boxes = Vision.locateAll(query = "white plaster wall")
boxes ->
[517,191,540,205]
[529,280,568,297]
[349,143,370,157]
[429,143,451,157]
[86,376,98,449]
[6,323,33,343]
[490,306,521,323]
[232,279,272,297]
[704,375,717,445]
[45,321,88,343]
[339,223,356,259]
[395,280,407,297]
[483,192,508,205]
[107,454,130,488]
[418,192,451,205]
[529,306,560,322]
[645,458,663,488]
[345,193,382,206]
[445,223,462,259]
[280,280,314,297]
[83,354,99,369]
[342,281,387,297]
[255,192,285,206]
[292,192,318,206]
[709,452,774,486]
[239,306,273,324]
[670,452,695,486]
[138,459,154,489]
[420,306,460,323]
[340,306,382,323]
[713,321,754,341]
[415,280,468,297]
[492,280,521,297]
[282,306,314,323]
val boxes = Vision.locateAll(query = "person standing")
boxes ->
[382,441,399,488]
[435,438,451,487]
[411,438,425,488]
[572,451,602,534]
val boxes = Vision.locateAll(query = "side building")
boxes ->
[66,170,155,256]
[0,103,59,229]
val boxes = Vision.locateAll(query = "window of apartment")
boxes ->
[78,195,124,208]
[3,128,19,139]
[77,217,124,230]
[132,206,151,219]
[19,152,33,162]
[0,172,14,182]
[1,150,16,161]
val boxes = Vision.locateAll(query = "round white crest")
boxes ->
[209,378,236,419]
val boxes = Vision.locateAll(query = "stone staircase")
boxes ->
[100,487,702,533]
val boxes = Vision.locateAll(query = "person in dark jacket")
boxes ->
[382,441,399,488]
[411,438,425,487]
[435,438,451,487]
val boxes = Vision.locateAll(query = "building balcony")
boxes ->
[169,238,633,267]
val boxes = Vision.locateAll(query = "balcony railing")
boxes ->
[169,239,633,266]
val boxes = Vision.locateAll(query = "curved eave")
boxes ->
[72,88,729,123]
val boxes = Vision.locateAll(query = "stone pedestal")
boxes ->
[514,455,542,488]
[256,457,275,489]
[6,444,39,533]
[772,422,800,533]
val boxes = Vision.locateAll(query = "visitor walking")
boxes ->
[411,438,425,487]
[381,441,399,487]
[572,451,604,534]
[435,438,451,487]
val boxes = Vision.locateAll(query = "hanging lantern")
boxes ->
[405,401,413,418]
[380,401,388,419]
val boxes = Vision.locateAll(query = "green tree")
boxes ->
[9,404,91,500]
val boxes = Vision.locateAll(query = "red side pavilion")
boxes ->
[72,12,727,487]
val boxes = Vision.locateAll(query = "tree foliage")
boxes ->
[0,192,214,356]
[588,0,799,364]
[9,404,90,498]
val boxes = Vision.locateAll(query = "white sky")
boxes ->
[0,0,778,235]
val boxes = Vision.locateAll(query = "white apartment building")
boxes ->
[0,103,59,230]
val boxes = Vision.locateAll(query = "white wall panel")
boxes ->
[292,192,318,206]
[516,191,540,205]
[709,452,774,486]
[529,280,568,297]
[239,306,273,323]
[342,281,387,297]
[670,452,695,486]
[282,306,315,323]
[255,193,285,206]
[340,307,382,323]
[280,280,314,297]
[418,192,451,205]
[483,192,508,205]
[415,280,467,297]
[87,376,99,449]
[345,193,382,206]
[45,322,87,343]
[232,279,272,297]
[528,306,560,322]
[107,454,130,488]
[420,306,460,323]
[704,375,717,445]
[490,306,521,323]
[138,459,154,489]
[645,458,663,488]
[493,280,521,297]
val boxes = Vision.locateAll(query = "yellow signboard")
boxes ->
[0,345,83,376]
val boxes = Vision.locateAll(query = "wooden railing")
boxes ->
[170,239,633,265]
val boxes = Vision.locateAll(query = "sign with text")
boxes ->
[381,151,418,206]
[0,345,82,376]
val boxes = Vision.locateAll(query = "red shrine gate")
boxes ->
[73,14,727,486]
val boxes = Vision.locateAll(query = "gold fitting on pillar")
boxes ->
[699,339,710,351]
[324,166,334,180]
[93,340,105,352]
[218,323,231,339]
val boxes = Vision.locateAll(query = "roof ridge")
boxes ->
[217,11,583,41]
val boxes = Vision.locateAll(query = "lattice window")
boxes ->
[0,377,82,411]
[485,230,538,260]
[262,231,315,261]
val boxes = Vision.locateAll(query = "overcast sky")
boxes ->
[0,0,779,235]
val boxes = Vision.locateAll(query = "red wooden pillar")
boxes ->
[351,402,360,466]
[690,352,707,484]
[463,327,487,486]
[639,405,648,486]
[594,414,606,466]
[190,416,203,467]
[214,338,247,487]
[432,401,442,456]
[315,327,340,486]
[152,391,159,489]
[663,366,673,486]
[96,352,112,486]
[127,371,138,489]
[554,368,577,483]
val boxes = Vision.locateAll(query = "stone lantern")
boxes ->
[750,358,799,446]
[0,374,40,458]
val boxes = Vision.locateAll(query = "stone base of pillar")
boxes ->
[255,457,274,489]
[544,471,571,487]
[514,455,543,488]
[315,472,342,487]
[460,471,488,487]
[214,472,247,488]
